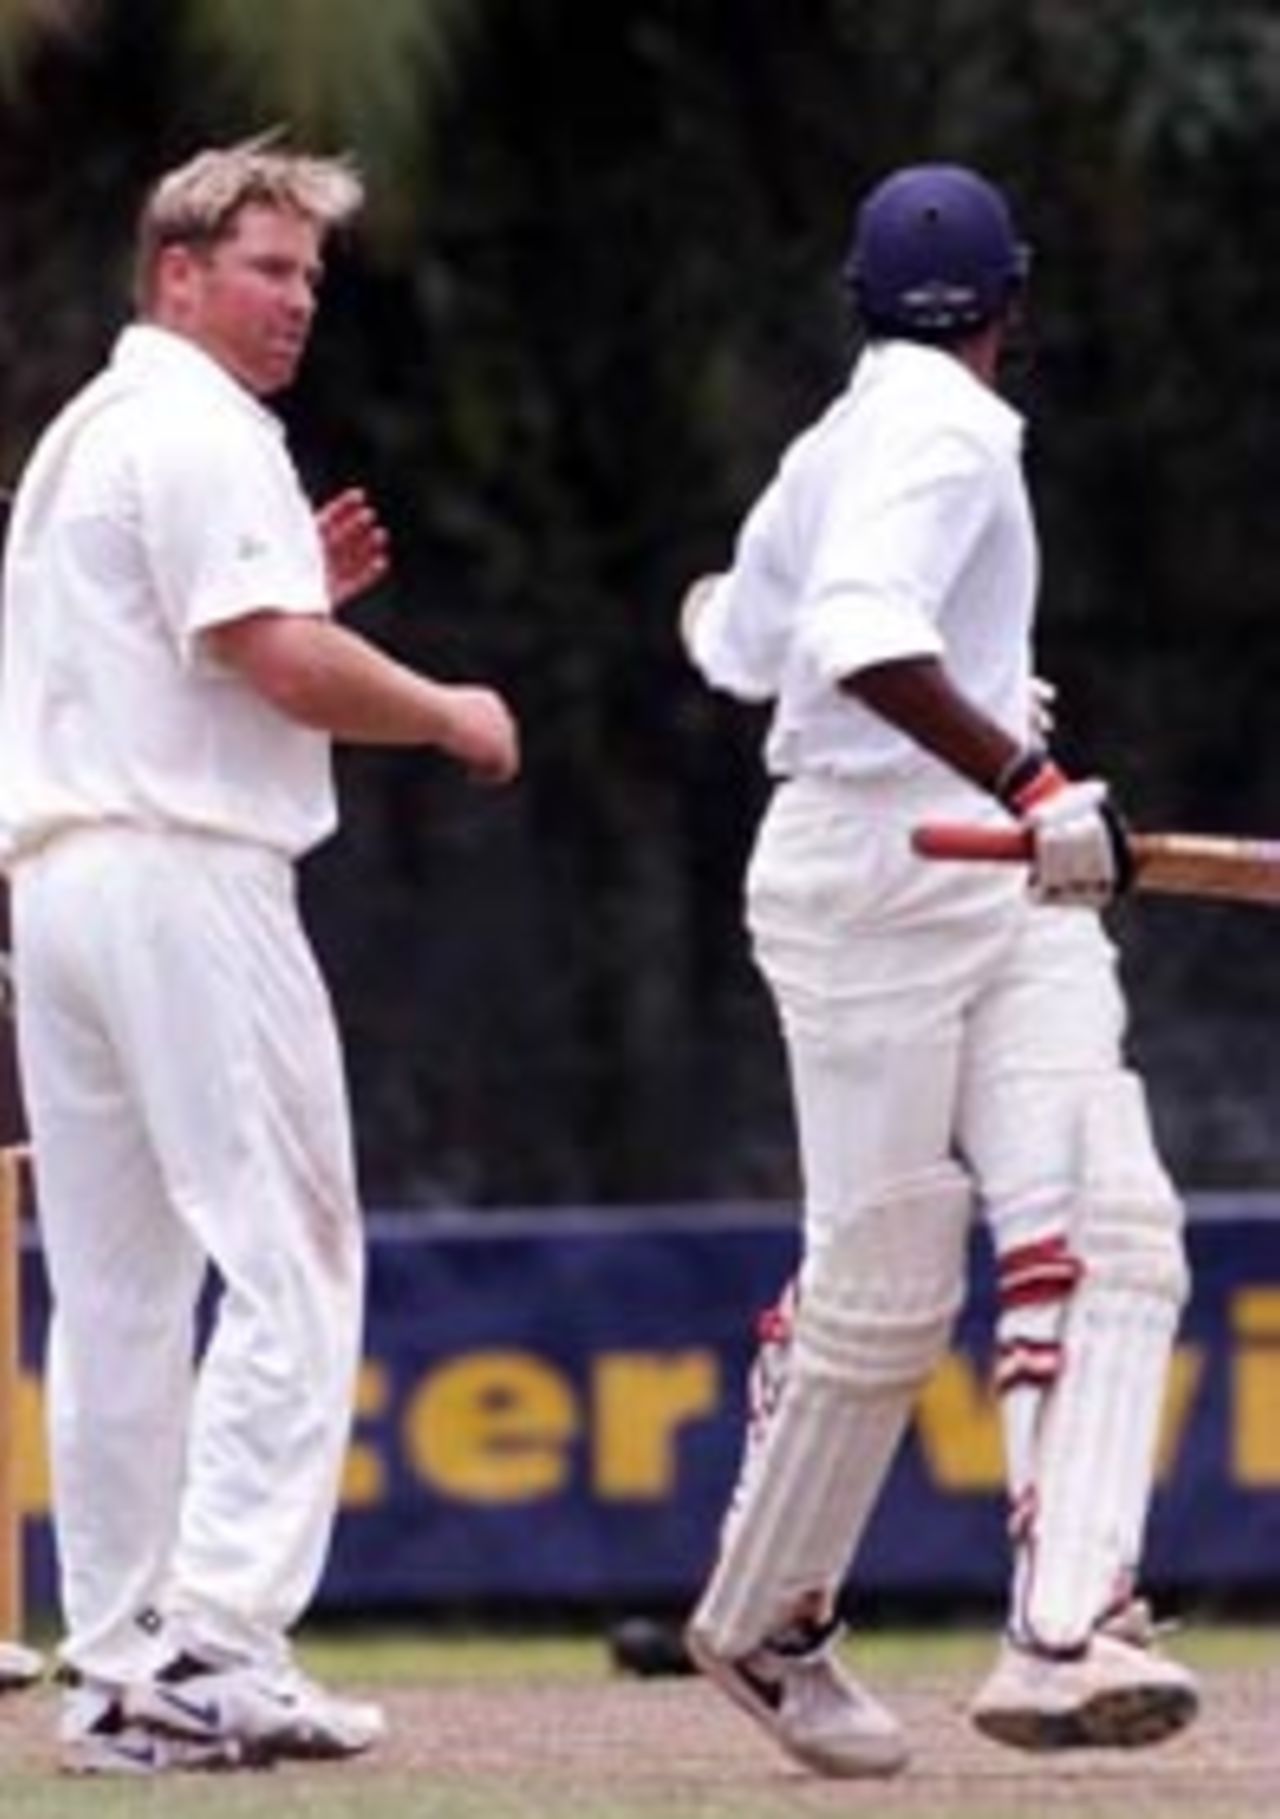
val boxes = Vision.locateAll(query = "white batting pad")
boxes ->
[1015,1075,1187,1651]
[993,1231,1082,1536]
[691,1164,971,1658]
[718,1277,799,1552]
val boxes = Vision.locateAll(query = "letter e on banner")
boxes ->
[405,1351,580,1502]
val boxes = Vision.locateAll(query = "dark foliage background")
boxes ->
[3,0,1280,1202]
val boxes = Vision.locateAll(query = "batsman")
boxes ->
[680,164,1197,1777]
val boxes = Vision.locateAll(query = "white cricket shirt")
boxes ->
[0,325,334,863]
[688,338,1038,780]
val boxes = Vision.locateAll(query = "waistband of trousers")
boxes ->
[771,764,1004,823]
[6,815,292,874]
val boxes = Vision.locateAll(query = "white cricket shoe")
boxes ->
[59,1681,260,1776]
[267,1660,388,1758]
[125,1651,386,1762]
[969,1629,1199,1752]
[686,1618,907,1779]
[0,1640,43,1692]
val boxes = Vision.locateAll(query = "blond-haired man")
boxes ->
[0,140,519,1774]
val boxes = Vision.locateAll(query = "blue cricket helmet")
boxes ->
[845,164,1029,339]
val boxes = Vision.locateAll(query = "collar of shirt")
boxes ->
[109,323,285,440]
[848,337,1024,455]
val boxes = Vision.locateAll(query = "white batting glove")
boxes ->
[1022,778,1132,907]
[996,749,1133,907]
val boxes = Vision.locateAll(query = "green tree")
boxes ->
[6,0,1280,1196]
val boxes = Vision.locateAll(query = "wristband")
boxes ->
[993,746,1067,815]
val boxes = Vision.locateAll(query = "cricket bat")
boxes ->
[911,825,1280,908]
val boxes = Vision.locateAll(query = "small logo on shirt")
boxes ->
[235,532,268,562]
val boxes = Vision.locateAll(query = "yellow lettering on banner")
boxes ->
[1155,1348,1202,1480]
[342,1361,390,1507]
[593,1352,719,1497]
[915,1356,1004,1489]
[405,1351,579,1502]
[1233,1288,1280,1485]
[18,1371,49,1516]
[914,1346,1204,1492]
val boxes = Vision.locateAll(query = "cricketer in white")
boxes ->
[0,141,518,1775]
[680,165,1197,1777]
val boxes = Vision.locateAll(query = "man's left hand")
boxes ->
[317,487,390,609]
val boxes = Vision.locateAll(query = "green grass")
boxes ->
[293,1615,1276,1683]
[295,1625,609,1685]
[17,1612,1277,1687]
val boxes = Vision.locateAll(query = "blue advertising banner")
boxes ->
[12,1199,1280,1611]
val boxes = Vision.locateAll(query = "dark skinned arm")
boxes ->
[845,655,1133,896]
[841,655,1024,796]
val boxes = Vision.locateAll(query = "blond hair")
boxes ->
[133,136,364,310]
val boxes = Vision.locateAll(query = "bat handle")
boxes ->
[912,823,1034,862]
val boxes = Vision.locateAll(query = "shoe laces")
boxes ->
[1097,1597,1179,1651]
[762,1612,843,1663]
[759,1619,874,1722]
[270,1660,381,1725]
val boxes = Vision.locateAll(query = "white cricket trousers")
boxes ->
[10,825,364,1684]
[746,772,1132,1252]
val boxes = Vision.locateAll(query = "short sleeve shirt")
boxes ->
[0,325,335,859]
[688,339,1038,781]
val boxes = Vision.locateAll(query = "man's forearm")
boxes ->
[208,612,473,752]
[842,656,1023,795]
